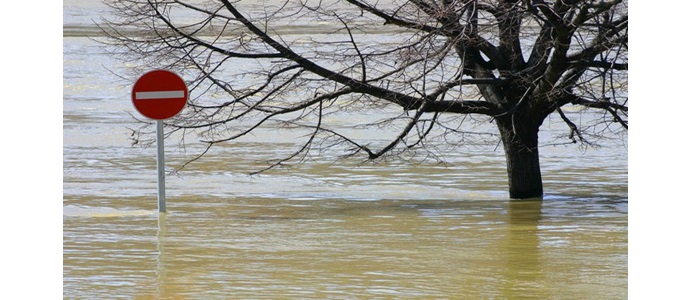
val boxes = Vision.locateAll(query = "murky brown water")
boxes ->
[64,197,627,299]
[64,1,627,298]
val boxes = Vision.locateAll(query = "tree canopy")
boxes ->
[102,0,628,198]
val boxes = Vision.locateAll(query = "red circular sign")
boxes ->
[131,70,188,120]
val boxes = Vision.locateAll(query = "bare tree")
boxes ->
[101,0,628,199]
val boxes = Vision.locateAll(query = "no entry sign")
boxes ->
[131,69,189,213]
[131,70,188,120]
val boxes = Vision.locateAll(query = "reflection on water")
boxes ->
[63,4,627,298]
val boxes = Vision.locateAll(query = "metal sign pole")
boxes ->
[156,120,166,213]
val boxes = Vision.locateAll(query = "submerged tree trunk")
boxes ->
[496,117,544,199]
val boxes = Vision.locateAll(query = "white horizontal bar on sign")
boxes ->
[135,90,185,100]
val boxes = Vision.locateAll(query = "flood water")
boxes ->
[64,1,628,299]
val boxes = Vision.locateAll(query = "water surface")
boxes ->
[63,2,627,298]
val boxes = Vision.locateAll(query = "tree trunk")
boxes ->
[496,119,544,199]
